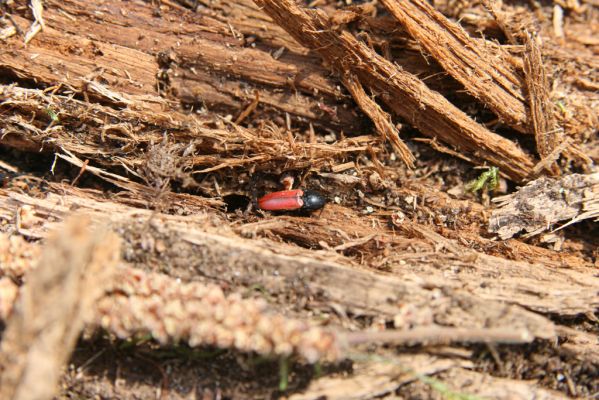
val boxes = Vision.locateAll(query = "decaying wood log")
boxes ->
[3,187,590,339]
[251,0,535,181]
[0,1,359,131]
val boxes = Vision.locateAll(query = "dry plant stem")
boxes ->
[523,33,560,174]
[95,267,342,363]
[252,0,535,181]
[0,216,119,400]
[378,0,528,132]
[344,327,533,346]
[342,73,415,168]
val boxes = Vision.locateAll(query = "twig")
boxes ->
[344,327,534,346]
[235,90,260,125]
[333,233,377,251]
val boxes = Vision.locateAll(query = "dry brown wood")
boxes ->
[2,179,596,319]
[289,356,471,400]
[431,368,568,399]
[0,0,359,132]
[0,84,372,205]
[523,33,561,174]
[556,326,599,364]
[489,173,599,239]
[291,359,567,400]
[251,0,535,181]
[378,0,529,133]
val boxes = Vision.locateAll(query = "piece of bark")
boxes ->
[523,33,561,173]
[0,216,119,400]
[379,0,529,132]
[489,173,599,239]
[251,0,535,181]
[556,326,599,364]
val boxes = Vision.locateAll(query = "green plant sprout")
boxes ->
[279,356,290,391]
[466,166,499,193]
[556,100,567,114]
[46,107,59,122]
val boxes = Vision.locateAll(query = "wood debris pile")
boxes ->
[0,0,597,398]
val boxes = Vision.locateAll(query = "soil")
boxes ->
[0,0,597,399]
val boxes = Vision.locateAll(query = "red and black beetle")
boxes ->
[257,189,326,212]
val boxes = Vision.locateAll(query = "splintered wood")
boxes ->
[342,73,415,168]
[252,0,535,181]
[523,33,561,174]
[378,0,529,132]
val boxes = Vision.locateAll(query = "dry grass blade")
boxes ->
[251,0,535,181]
[0,216,119,400]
